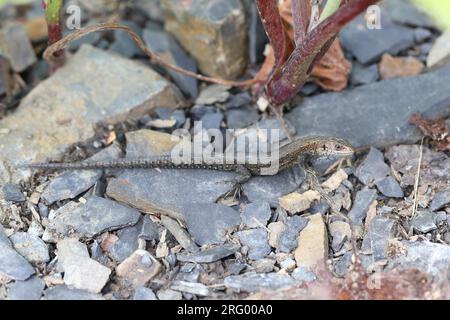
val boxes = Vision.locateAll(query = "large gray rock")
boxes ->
[43,285,104,300]
[44,196,141,240]
[286,65,450,148]
[162,0,248,79]
[224,273,295,292]
[0,242,35,281]
[7,276,45,300]
[340,11,415,64]
[10,232,49,264]
[0,23,37,72]
[1,45,182,185]
[382,0,435,29]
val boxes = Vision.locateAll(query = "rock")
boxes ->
[183,203,240,245]
[160,215,199,253]
[1,45,182,186]
[247,1,267,64]
[348,187,377,226]
[133,287,158,300]
[56,238,89,272]
[162,0,248,79]
[243,167,305,207]
[0,224,11,246]
[45,196,141,240]
[24,17,47,42]
[157,288,182,300]
[411,211,437,233]
[251,258,275,273]
[109,217,146,263]
[10,232,49,264]
[2,183,25,202]
[277,216,309,253]
[171,281,210,296]
[361,216,397,262]
[63,255,111,293]
[387,241,450,280]
[43,285,104,300]
[340,11,415,64]
[279,257,296,271]
[427,31,450,68]
[196,84,230,105]
[224,273,295,292]
[236,229,271,260]
[329,220,352,252]
[382,0,435,29]
[40,144,122,205]
[0,242,35,281]
[116,250,162,289]
[355,148,390,186]
[334,251,353,278]
[0,23,37,72]
[350,63,379,86]
[385,145,450,187]
[414,28,432,43]
[379,54,424,80]
[430,189,450,212]
[375,176,404,198]
[286,65,450,149]
[268,221,285,249]
[200,112,224,130]
[279,190,320,214]
[177,244,239,263]
[143,28,198,98]
[225,106,260,129]
[140,215,160,241]
[241,202,271,229]
[292,267,317,283]
[109,20,142,58]
[7,276,45,300]
[322,169,348,191]
[125,129,180,158]
[294,214,328,269]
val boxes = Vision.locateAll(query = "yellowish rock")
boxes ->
[268,221,285,248]
[321,169,348,191]
[294,214,328,269]
[279,190,321,214]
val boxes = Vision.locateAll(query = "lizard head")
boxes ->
[312,137,355,158]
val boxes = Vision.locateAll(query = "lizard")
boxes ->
[21,136,355,177]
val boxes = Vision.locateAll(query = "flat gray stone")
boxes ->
[277,216,309,253]
[411,211,437,233]
[348,187,377,226]
[109,217,145,263]
[286,65,450,149]
[350,63,379,86]
[177,244,239,263]
[0,242,35,281]
[10,232,49,264]
[110,20,142,58]
[340,11,415,64]
[140,215,160,241]
[236,229,271,260]
[334,251,353,278]
[133,287,157,300]
[107,169,237,222]
[382,0,435,29]
[0,224,11,246]
[387,241,450,280]
[7,276,45,300]
[241,202,272,228]
[0,23,37,72]
[355,148,390,186]
[41,144,122,205]
[224,273,295,292]
[143,28,198,98]
[43,285,104,300]
[1,44,182,185]
[225,106,260,129]
[2,183,25,202]
[183,203,240,245]
[292,267,317,283]
[196,84,230,105]
[243,167,305,207]
[163,0,248,79]
[361,216,397,262]
[46,196,141,239]
[375,176,404,198]
[430,189,450,212]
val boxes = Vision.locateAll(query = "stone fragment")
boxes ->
[116,250,162,289]
[279,191,320,214]
[224,273,295,292]
[43,285,104,300]
[379,54,424,80]
[430,189,450,212]
[177,244,239,263]
[2,184,25,202]
[236,229,271,260]
[133,287,157,300]
[241,202,272,229]
[0,242,35,281]
[427,31,450,68]
[411,211,437,233]
[348,187,377,226]
[0,23,37,72]
[7,276,45,300]
[160,215,199,253]
[10,232,49,264]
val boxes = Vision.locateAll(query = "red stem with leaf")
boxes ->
[256,0,380,106]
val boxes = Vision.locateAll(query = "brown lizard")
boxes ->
[21,136,354,177]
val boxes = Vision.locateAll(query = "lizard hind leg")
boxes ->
[222,165,252,200]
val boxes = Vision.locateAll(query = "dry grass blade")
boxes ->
[43,22,257,88]
[411,137,424,220]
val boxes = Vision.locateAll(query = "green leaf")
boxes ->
[410,0,450,30]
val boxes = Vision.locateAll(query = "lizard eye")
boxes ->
[335,144,342,151]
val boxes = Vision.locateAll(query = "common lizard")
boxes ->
[22,136,354,178]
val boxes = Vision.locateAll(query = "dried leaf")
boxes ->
[410,113,450,151]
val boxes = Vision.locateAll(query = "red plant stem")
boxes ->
[255,0,294,69]
[291,0,310,45]
[266,0,380,105]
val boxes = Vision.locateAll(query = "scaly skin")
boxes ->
[22,136,355,176]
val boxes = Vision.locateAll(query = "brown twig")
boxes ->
[43,22,258,88]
